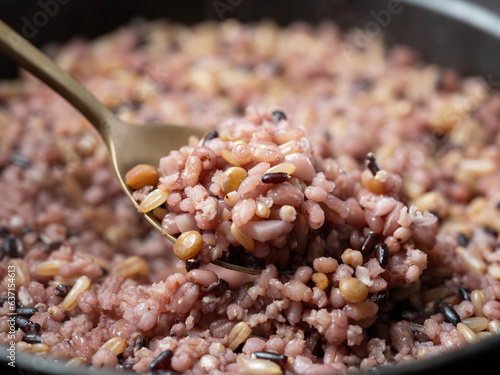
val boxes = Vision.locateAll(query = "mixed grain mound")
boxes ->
[1,20,500,375]
[129,110,434,278]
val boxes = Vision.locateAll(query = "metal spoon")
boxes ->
[0,19,262,274]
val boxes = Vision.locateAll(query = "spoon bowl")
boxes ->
[105,120,205,242]
[0,19,261,274]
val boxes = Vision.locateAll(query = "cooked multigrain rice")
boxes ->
[1,19,500,374]
[134,107,434,277]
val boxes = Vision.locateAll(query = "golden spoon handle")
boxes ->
[0,19,116,143]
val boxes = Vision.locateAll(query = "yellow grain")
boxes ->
[457,322,478,343]
[488,319,500,334]
[35,259,67,277]
[255,201,270,218]
[61,275,91,311]
[240,357,283,375]
[265,162,296,175]
[220,167,247,194]
[341,249,363,268]
[230,223,255,251]
[173,231,203,260]
[113,256,149,279]
[7,259,30,289]
[100,337,128,356]
[139,188,169,213]
[125,164,159,190]
[31,343,50,353]
[220,149,241,166]
[462,317,489,332]
[471,289,487,317]
[339,277,368,303]
[228,321,252,351]
[311,272,329,290]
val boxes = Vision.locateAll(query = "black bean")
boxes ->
[5,235,21,258]
[22,334,41,344]
[412,330,431,342]
[365,152,381,176]
[15,317,40,335]
[458,286,471,301]
[261,172,291,184]
[271,110,287,122]
[25,321,41,335]
[45,241,62,252]
[16,306,38,318]
[441,304,461,326]
[212,278,230,297]
[375,242,389,268]
[361,232,379,255]
[185,258,200,272]
[457,233,469,248]
[253,351,288,367]
[371,290,388,303]
[15,316,30,331]
[149,349,174,372]
[133,336,147,353]
[496,200,500,209]
[10,154,31,168]
[53,284,73,298]
[202,130,219,145]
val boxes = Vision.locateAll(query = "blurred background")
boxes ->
[1,0,500,82]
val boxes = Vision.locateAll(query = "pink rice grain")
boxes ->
[170,282,200,315]
[92,349,119,369]
[483,300,500,320]
[231,199,257,227]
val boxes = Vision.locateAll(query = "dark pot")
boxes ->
[1,1,500,374]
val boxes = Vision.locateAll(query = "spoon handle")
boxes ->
[0,19,115,142]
